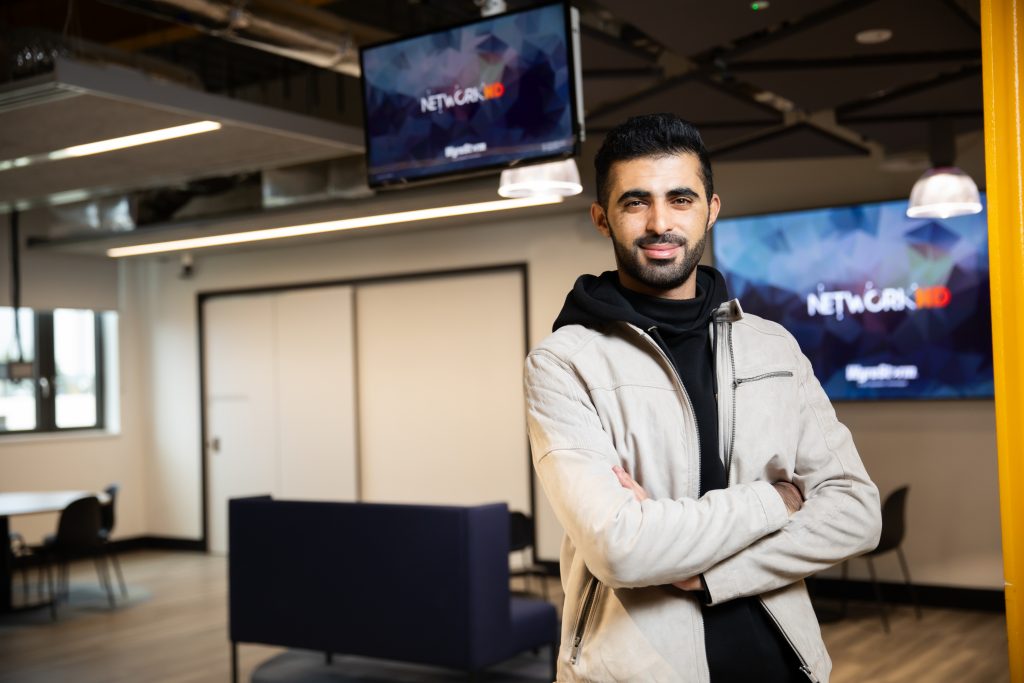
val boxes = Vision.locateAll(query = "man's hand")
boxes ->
[613,465,648,501]
[773,481,804,516]
[613,465,699,592]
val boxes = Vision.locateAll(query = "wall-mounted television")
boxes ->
[712,196,993,401]
[359,2,583,188]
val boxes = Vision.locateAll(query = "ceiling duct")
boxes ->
[103,0,391,78]
[262,156,374,208]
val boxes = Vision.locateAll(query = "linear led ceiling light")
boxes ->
[106,194,564,258]
[0,121,222,172]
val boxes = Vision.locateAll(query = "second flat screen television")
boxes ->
[360,3,582,187]
[713,197,993,401]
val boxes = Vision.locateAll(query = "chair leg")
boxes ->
[865,557,889,633]
[896,547,922,620]
[231,641,239,683]
[45,562,57,621]
[325,651,333,665]
[94,556,116,608]
[109,551,128,597]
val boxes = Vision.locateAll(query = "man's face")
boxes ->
[591,153,720,300]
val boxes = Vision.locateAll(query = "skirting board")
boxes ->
[806,577,1005,613]
[111,536,205,553]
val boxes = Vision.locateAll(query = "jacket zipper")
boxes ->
[726,324,737,483]
[569,576,601,665]
[644,324,710,682]
[760,600,819,682]
[639,326,702,500]
[735,370,794,385]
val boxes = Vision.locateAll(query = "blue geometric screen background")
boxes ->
[361,4,575,185]
[713,196,993,400]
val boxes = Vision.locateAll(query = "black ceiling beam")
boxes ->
[583,67,665,79]
[585,70,783,124]
[836,64,982,117]
[584,71,695,122]
[837,110,983,123]
[726,50,981,72]
[583,0,883,128]
[700,0,883,64]
[708,121,871,158]
[586,118,782,135]
[938,0,981,32]
[579,23,661,65]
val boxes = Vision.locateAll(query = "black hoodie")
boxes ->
[554,265,728,495]
[552,265,805,683]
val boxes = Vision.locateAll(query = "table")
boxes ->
[0,490,108,613]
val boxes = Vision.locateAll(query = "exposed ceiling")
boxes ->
[0,0,984,242]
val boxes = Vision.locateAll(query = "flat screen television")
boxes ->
[359,2,583,188]
[712,196,993,401]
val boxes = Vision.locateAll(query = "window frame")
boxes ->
[0,308,107,436]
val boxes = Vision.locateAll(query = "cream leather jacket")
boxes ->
[525,300,882,683]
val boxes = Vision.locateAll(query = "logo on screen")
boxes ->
[845,363,919,387]
[807,282,951,321]
[420,82,505,114]
[915,285,951,309]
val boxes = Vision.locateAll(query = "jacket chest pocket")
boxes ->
[732,369,800,478]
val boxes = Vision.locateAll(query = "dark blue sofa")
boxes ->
[228,496,559,681]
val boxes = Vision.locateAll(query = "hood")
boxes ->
[553,265,734,333]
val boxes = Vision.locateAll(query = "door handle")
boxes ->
[209,437,221,453]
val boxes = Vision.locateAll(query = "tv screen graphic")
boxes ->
[360,3,581,187]
[713,197,993,401]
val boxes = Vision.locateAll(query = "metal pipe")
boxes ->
[103,0,391,77]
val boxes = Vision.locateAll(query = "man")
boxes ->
[524,113,881,682]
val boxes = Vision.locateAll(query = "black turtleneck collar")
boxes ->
[552,265,730,334]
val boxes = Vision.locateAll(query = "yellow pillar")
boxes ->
[980,0,1024,674]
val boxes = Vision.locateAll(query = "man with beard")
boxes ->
[524,114,881,682]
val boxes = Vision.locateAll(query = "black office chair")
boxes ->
[100,483,128,598]
[9,531,42,605]
[841,485,921,632]
[39,496,117,619]
[509,511,548,600]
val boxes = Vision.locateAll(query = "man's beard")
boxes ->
[610,222,709,292]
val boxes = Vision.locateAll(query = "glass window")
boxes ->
[0,308,36,432]
[54,308,97,429]
[0,306,110,435]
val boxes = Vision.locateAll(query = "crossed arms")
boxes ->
[525,346,882,603]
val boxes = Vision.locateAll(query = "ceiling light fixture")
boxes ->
[106,194,564,258]
[906,119,982,219]
[855,28,893,45]
[498,158,583,198]
[907,167,982,219]
[0,120,222,172]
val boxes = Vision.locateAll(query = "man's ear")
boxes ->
[707,193,721,232]
[591,202,611,238]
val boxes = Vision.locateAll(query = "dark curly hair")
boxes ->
[594,113,713,208]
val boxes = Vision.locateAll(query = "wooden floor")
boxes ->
[0,551,1010,683]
